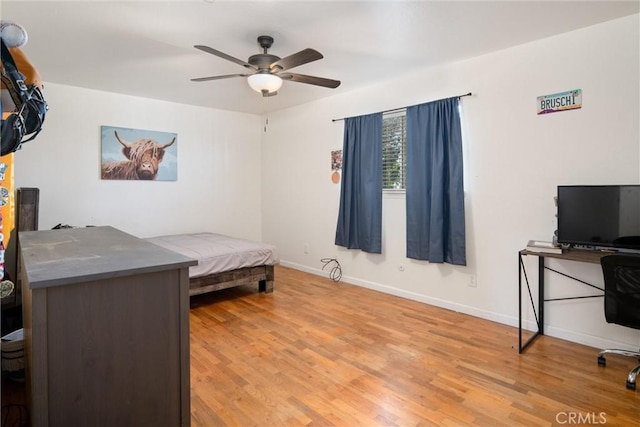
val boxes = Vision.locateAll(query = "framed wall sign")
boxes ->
[537,89,582,115]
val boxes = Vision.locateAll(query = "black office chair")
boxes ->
[598,254,640,391]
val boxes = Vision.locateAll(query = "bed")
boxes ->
[144,233,278,296]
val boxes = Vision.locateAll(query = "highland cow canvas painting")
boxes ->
[101,125,178,181]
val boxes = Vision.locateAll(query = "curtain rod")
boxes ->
[331,92,472,122]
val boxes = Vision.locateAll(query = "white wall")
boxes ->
[262,15,640,350]
[9,14,639,352]
[13,83,264,241]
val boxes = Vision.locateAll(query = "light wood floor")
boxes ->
[189,266,639,426]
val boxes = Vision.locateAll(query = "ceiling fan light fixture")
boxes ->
[247,73,282,94]
[192,36,341,94]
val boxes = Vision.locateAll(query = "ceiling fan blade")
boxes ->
[190,73,250,82]
[270,49,323,72]
[280,73,341,89]
[194,45,258,71]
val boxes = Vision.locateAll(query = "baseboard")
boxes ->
[542,325,638,352]
[281,259,523,325]
[278,260,639,351]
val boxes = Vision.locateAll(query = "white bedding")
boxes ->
[145,233,279,279]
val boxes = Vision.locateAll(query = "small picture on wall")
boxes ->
[101,125,177,181]
[331,150,342,184]
[331,150,342,170]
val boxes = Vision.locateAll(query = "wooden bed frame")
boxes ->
[188,265,274,296]
[15,193,274,298]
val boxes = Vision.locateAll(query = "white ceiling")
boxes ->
[2,1,639,115]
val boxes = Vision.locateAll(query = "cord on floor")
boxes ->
[321,258,342,282]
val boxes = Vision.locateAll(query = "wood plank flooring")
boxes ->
[189,266,639,426]
[3,265,637,426]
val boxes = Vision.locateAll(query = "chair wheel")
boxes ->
[597,356,606,366]
[626,380,636,391]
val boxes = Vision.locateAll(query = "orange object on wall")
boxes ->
[0,152,15,246]
[7,46,43,89]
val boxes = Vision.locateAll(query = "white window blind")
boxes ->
[382,111,407,190]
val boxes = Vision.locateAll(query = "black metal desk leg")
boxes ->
[519,252,523,351]
[538,256,545,335]
[518,251,543,353]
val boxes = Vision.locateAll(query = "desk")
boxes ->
[518,248,607,353]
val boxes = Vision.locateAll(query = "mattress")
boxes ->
[145,233,279,279]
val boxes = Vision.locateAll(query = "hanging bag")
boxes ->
[1,40,48,156]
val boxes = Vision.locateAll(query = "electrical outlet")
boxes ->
[469,275,477,287]
[303,243,309,254]
[398,264,405,272]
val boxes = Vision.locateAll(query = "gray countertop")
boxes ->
[19,226,197,289]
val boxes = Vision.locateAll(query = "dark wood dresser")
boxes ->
[19,226,197,427]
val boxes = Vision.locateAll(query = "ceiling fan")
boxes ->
[191,35,341,97]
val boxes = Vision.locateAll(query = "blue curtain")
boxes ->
[406,97,466,265]
[335,113,383,253]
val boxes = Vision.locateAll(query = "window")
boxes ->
[382,111,407,190]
